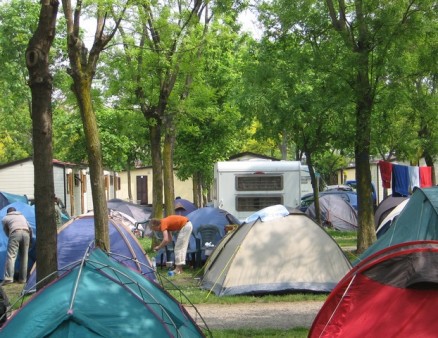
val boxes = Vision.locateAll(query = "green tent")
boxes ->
[355,186,438,266]
[0,248,208,337]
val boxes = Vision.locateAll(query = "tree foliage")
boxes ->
[173,20,247,203]
[0,1,39,163]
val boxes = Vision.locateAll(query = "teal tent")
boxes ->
[355,186,438,265]
[0,248,208,337]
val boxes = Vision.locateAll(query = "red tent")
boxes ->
[309,241,438,338]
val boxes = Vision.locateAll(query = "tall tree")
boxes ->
[240,4,353,223]
[113,1,217,217]
[324,0,436,252]
[25,0,59,289]
[174,20,247,206]
[61,0,126,249]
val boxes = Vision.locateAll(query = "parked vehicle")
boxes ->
[212,161,312,221]
[345,179,377,206]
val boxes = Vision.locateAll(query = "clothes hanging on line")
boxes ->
[379,161,433,195]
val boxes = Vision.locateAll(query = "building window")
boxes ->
[236,196,283,211]
[66,173,73,194]
[74,174,80,187]
[81,173,87,193]
[236,175,283,191]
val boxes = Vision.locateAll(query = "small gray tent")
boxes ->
[200,212,352,296]
[306,194,358,231]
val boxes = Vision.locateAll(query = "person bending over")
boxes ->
[150,215,193,274]
[2,207,31,284]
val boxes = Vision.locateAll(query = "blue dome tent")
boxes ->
[25,214,155,292]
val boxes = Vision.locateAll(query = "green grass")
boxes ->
[159,271,328,305]
[211,328,309,337]
[326,229,358,248]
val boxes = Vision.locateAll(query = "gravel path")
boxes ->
[184,301,324,330]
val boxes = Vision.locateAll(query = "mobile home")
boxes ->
[213,161,312,220]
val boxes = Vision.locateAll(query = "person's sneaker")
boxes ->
[17,280,26,284]
[1,280,13,285]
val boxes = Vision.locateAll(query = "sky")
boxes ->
[82,6,262,49]
[239,7,263,39]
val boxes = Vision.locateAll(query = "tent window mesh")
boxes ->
[236,196,283,211]
[236,175,283,191]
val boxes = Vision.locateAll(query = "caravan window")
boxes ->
[236,196,283,211]
[236,175,283,191]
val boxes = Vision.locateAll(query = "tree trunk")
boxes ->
[126,163,132,201]
[150,124,164,218]
[61,0,124,251]
[325,0,377,253]
[70,76,109,250]
[163,118,175,216]
[26,0,59,290]
[305,152,321,225]
[192,172,202,208]
[354,51,376,253]
[280,131,288,160]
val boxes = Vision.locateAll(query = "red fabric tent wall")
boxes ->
[309,241,438,338]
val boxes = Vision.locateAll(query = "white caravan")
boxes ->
[212,161,312,221]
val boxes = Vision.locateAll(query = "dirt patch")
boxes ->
[185,301,324,330]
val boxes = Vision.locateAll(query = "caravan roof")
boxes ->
[215,161,302,173]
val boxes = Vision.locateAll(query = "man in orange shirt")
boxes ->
[150,215,193,274]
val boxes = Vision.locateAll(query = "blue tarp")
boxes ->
[244,204,290,224]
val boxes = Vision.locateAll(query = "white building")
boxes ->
[0,158,117,216]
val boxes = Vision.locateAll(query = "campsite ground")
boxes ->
[184,301,324,330]
[2,231,355,332]
[2,279,323,331]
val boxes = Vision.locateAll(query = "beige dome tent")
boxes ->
[200,212,352,296]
